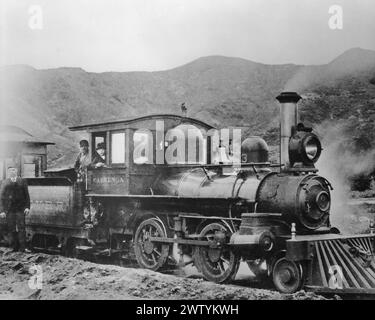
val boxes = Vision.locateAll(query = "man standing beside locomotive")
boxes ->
[0,165,31,252]
[74,139,91,182]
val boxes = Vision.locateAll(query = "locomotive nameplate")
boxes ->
[92,176,126,184]
[88,169,129,194]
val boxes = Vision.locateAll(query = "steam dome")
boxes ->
[241,136,269,163]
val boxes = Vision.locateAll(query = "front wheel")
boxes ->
[272,257,304,293]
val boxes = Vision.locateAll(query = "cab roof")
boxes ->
[69,114,215,132]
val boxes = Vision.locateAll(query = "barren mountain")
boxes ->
[1,48,375,172]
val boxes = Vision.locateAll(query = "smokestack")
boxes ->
[276,92,302,170]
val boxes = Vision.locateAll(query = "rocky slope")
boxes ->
[1,48,375,176]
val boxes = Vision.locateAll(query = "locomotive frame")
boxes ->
[1,92,375,296]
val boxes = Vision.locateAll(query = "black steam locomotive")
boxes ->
[2,92,375,295]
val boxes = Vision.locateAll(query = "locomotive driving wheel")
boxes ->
[194,222,240,283]
[134,218,170,271]
[272,257,304,294]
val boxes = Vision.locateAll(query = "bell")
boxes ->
[218,146,231,164]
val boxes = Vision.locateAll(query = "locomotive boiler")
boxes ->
[3,92,375,296]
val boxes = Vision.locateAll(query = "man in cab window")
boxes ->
[91,142,107,168]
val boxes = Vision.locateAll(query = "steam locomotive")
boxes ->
[2,92,375,295]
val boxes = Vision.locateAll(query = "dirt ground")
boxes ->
[2,200,374,300]
[0,247,328,300]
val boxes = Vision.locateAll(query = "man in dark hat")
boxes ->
[74,139,91,182]
[0,165,31,252]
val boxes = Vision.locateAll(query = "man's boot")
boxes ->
[8,231,18,252]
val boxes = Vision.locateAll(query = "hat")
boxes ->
[79,139,89,147]
[96,142,106,150]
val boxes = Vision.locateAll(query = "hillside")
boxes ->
[1,48,375,182]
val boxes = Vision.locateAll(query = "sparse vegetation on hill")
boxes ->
[1,48,375,191]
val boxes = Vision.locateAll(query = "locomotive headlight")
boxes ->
[303,135,321,162]
[289,131,322,166]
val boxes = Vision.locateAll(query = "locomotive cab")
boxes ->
[69,114,216,196]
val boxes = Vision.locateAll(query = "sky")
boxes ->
[1,0,375,72]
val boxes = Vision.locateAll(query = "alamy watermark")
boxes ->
[328,265,344,289]
[328,5,343,30]
[131,121,242,165]
[28,264,43,290]
[28,4,43,30]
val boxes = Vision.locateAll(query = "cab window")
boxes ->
[92,133,107,158]
[165,124,207,164]
[133,130,153,164]
[111,131,125,164]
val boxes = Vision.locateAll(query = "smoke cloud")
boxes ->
[315,121,375,233]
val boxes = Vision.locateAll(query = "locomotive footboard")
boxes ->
[286,233,375,296]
